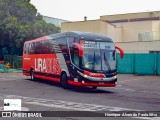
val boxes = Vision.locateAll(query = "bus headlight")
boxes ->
[84,74,88,78]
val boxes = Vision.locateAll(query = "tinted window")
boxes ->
[35,41,43,54]
[67,37,79,47]
[57,37,68,53]
[24,40,53,54]
[33,40,52,54]
[24,42,31,54]
[23,43,28,54]
[41,40,53,54]
[30,42,35,54]
[48,39,58,53]
[67,37,79,56]
[72,48,79,66]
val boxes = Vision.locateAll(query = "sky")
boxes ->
[30,0,160,21]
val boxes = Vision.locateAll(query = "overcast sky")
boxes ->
[30,0,160,21]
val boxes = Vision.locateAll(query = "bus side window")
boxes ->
[41,41,46,54]
[43,40,52,54]
[30,42,35,54]
[35,42,42,54]
[67,37,79,47]
[24,43,27,54]
[67,37,79,56]
[48,39,56,53]
[27,43,31,54]
[57,37,68,54]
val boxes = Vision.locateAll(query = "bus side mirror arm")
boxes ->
[72,43,83,57]
[115,46,124,59]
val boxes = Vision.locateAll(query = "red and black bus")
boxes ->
[23,31,124,89]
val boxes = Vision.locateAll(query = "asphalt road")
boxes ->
[0,73,160,120]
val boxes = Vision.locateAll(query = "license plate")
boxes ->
[99,82,104,85]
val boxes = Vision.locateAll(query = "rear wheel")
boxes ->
[30,70,34,80]
[61,73,68,89]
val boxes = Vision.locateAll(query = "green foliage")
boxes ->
[0,0,60,57]
[32,19,60,38]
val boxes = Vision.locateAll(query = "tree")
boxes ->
[0,0,60,57]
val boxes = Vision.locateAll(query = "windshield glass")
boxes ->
[81,40,116,71]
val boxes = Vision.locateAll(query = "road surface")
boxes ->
[0,73,160,120]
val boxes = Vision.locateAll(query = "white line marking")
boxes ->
[119,76,156,83]
[0,94,158,120]
[140,91,160,95]
[115,87,136,92]
[0,78,9,81]
[116,85,160,95]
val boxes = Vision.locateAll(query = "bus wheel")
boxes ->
[92,86,97,89]
[61,73,68,89]
[30,70,34,80]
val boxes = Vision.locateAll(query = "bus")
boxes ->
[23,31,124,89]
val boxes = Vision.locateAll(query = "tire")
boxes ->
[30,70,34,80]
[92,86,97,89]
[61,73,68,89]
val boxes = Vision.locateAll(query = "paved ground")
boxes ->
[0,73,160,120]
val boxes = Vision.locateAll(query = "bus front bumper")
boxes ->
[68,80,116,87]
[77,71,117,82]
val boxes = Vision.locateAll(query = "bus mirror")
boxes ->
[115,46,124,59]
[72,43,83,57]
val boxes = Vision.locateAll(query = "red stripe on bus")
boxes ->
[34,75,60,82]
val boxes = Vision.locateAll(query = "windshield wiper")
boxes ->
[104,52,111,71]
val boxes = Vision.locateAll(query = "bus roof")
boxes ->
[48,31,113,42]
[25,36,47,43]
[25,31,113,43]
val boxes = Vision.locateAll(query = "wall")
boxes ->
[100,11,160,22]
[61,19,159,43]
[100,11,160,42]
[115,41,160,53]
[121,21,152,42]
[61,20,101,33]
[99,21,108,35]
[152,21,160,40]
[107,24,122,42]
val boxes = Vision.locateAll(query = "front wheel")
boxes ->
[61,73,68,89]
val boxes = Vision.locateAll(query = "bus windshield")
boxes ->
[81,41,116,71]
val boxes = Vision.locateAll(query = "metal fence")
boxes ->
[117,53,160,75]
[4,55,22,69]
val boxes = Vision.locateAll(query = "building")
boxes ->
[43,16,68,28]
[61,11,160,53]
